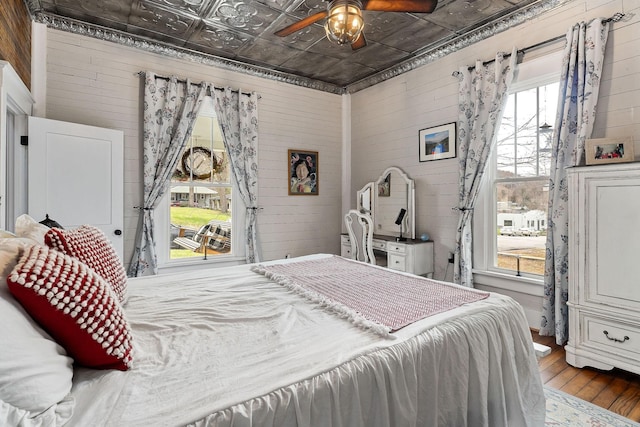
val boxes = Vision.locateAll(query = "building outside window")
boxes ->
[493,81,558,276]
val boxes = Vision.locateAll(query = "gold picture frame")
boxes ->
[585,137,635,165]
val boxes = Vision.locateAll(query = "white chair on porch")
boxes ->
[344,209,375,265]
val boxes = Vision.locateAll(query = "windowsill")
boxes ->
[157,255,246,274]
[472,269,544,297]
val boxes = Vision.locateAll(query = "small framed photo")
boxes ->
[419,122,457,162]
[288,149,318,195]
[378,173,390,197]
[585,137,635,165]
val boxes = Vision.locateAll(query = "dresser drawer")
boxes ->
[341,234,351,245]
[386,243,406,254]
[388,254,406,271]
[583,314,640,357]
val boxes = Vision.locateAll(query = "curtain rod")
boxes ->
[452,12,625,76]
[135,71,260,98]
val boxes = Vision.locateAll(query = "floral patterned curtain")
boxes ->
[128,73,209,277]
[540,18,610,345]
[213,88,261,263]
[454,49,517,287]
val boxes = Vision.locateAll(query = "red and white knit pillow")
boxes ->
[7,245,133,370]
[45,225,127,303]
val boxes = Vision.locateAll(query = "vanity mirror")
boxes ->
[346,166,431,277]
[357,182,374,215]
[357,166,415,240]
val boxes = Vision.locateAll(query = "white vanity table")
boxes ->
[343,166,434,278]
[341,233,434,277]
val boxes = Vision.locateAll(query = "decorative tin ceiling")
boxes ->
[25,0,569,93]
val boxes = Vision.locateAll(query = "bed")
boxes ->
[0,217,545,427]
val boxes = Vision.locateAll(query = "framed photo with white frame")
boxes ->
[585,137,635,166]
[419,122,457,162]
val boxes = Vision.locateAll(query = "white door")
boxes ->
[28,117,124,259]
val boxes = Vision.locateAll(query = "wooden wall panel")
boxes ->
[0,0,31,88]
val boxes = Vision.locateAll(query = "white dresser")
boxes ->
[341,234,434,277]
[565,163,640,375]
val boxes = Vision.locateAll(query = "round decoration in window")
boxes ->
[181,147,218,180]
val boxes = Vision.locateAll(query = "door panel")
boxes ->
[28,117,124,259]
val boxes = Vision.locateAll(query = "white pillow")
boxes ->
[14,214,50,245]
[0,238,75,414]
[0,230,16,238]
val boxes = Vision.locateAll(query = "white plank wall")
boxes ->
[42,30,343,269]
[349,0,640,323]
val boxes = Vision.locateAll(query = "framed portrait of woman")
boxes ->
[288,149,318,195]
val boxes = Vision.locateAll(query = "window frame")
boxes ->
[472,50,563,296]
[154,97,246,270]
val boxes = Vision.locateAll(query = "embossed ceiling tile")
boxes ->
[289,0,326,18]
[205,0,279,37]
[279,50,341,81]
[237,37,301,67]
[38,0,58,12]
[367,14,452,53]
[254,0,299,13]
[421,0,515,32]
[50,0,133,29]
[314,58,376,87]
[53,0,133,17]
[126,23,191,47]
[267,15,325,48]
[305,36,358,61]
[188,23,252,54]
[144,0,213,17]
[350,43,408,71]
[130,1,198,39]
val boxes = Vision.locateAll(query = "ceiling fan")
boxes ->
[275,0,438,50]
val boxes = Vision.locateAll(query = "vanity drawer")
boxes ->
[372,240,387,251]
[341,234,351,245]
[388,254,406,271]
[583,314,640,357]
[386,243,406,254]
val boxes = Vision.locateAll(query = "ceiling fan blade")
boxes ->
[363,0,438,13]
[351,33,367,50]
[275,11,328,37]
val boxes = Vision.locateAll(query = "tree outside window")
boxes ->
[494,82,558,275]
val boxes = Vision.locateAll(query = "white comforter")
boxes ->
[67,254,545,426]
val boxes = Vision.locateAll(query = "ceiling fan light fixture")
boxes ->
[324,0,364,45]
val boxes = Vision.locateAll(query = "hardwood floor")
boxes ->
[532,330,640,422]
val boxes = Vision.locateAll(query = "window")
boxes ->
[472,51,562,289]
[493,82,558,276]
[155,97,244,267]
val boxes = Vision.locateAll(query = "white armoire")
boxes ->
[565,163,640,375]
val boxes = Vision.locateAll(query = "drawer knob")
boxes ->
[603,330,630,343]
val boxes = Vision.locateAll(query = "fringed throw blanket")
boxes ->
[252,256,489,337]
